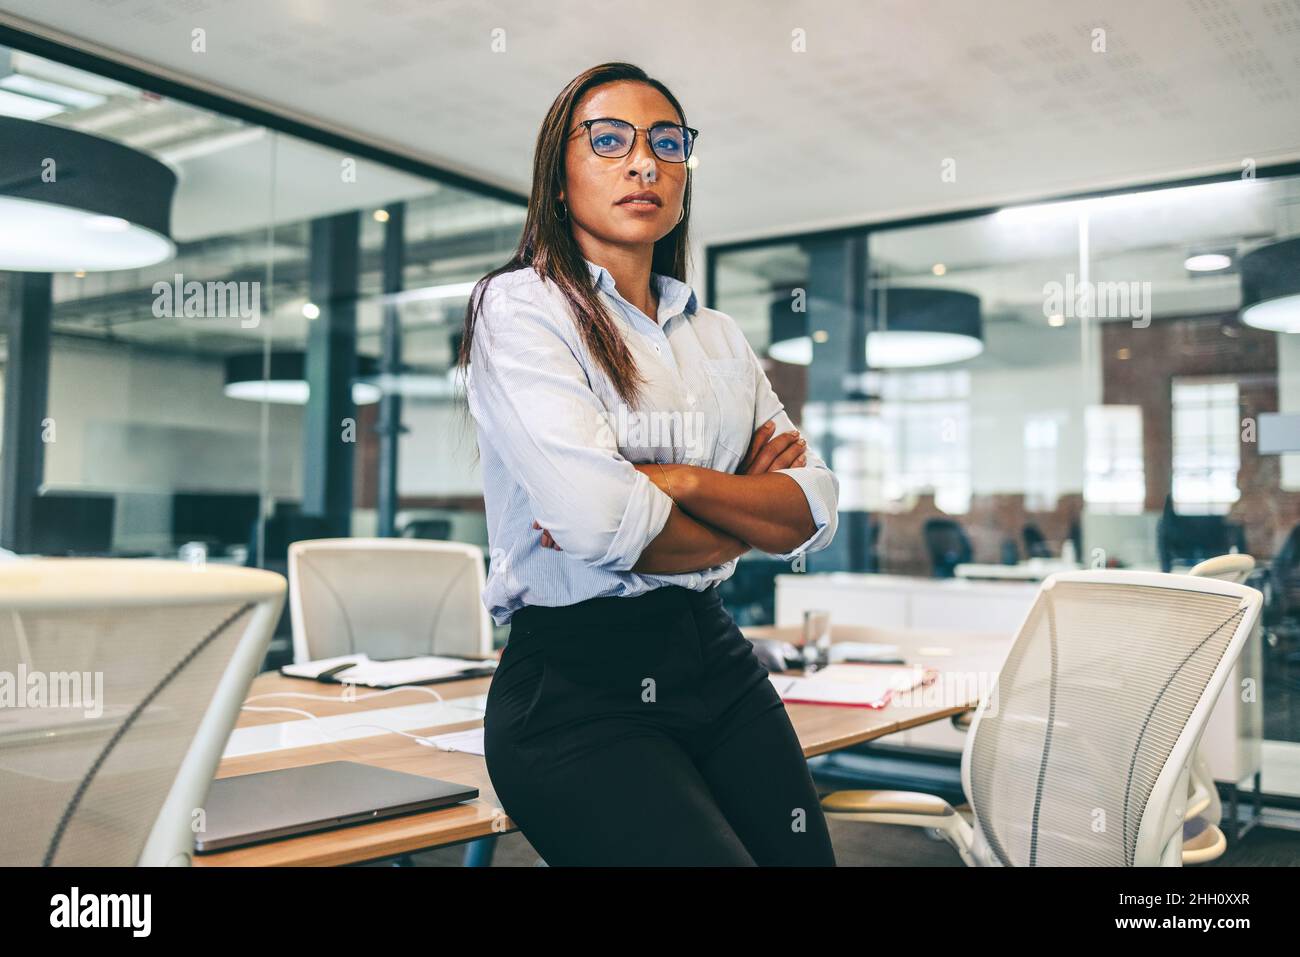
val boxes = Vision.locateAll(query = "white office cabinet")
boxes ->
[775,573,1039,633]
[773,575,910,630]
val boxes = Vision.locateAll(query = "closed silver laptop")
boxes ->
[194,760,478,853]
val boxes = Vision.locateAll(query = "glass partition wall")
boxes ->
[0,45,525,660]
[710,169,1300,801]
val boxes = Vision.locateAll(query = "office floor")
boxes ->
[389,818,1300,867]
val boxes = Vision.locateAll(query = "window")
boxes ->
[802,371,971,514]
[1171,378,1241,515]
[801,399,882,513]
[1084,405,1145,514]
[879,370,971,514]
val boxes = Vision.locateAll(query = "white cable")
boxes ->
[248,685,443,704]
[239,700,482,752]
[245,685,484,715]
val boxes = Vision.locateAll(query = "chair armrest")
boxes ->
[1182,820,1226,865]
[1186,784,1212,822]
[821,789,976,865]
[822,789,956,817]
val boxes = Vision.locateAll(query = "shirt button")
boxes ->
[654,345,661,354]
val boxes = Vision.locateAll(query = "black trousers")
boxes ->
[483,584,836,866]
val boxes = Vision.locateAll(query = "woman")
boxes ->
[459,62,839,866]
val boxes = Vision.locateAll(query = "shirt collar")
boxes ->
[584,257,699,322]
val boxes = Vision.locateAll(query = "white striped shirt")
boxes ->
[466,258,838,625]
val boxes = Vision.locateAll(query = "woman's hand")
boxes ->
[540,430,807,561]
[532,520,562,550]
[739,421,807,475]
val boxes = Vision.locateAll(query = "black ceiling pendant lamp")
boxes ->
[768,285,983,368]
[867,287,984,368]
[223,352,382,405]
[1240,237,1300,333]
[0,116,176,272]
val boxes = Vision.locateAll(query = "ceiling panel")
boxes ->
[3,0,1298,249]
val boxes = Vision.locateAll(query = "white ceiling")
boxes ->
[4,0,1300,252]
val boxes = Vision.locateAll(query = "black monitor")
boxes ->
[30,493,115,555]
[171,493,261,551]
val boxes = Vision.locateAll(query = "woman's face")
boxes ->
[560,80,688,254]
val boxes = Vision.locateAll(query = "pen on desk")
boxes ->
[317,663,359,682]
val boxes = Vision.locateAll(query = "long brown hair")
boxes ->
[456,62,692,407]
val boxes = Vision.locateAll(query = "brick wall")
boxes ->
[1103,312,1300,559]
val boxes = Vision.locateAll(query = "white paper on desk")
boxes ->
[427,726,485,756]
[329,655,497,688]
[828,642,901,663]
[770,664,929,708]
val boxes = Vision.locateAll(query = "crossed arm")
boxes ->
[471,283,834,577]
[533,422,815,575]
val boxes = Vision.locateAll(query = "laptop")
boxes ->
[194,761,478,853]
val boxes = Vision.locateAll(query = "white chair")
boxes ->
[288,538,492,663]
[0,559,285,866]
[1181,554,1256,863]
[822,570,1262,866]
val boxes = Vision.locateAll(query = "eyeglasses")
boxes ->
[572,117,698,163]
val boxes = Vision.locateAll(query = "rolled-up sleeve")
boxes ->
[742,339,840,561]
[466,281,673,570]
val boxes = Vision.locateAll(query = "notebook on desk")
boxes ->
[770,663,934,709]
[280,653,497,688]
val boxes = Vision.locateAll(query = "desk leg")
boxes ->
[1224,774,1264,844]
[463,836,498,867]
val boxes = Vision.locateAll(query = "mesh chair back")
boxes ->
[288,538,491,662]
[0,559,284,866]
[963,571,1259,866]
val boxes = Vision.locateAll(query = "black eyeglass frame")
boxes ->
[571,117,699,163]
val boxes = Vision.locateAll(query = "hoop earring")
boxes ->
[677,206,685,225]
[554,201,568,222]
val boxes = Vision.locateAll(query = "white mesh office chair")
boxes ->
[822,570,1261,866]
[288,538,492,663]
[1180,554,1256,863]
[0,559,285,866]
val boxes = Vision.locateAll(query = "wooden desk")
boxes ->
[744,624,982,756]
[195,660,974,867]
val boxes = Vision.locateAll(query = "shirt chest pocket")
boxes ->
[701,357,754,460]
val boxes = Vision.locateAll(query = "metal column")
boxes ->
[376,204,405,538]
[1,272,52,554]
[804,235,868,572]
[302,212,360,538]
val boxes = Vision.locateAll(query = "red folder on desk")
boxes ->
[769,663,936,709]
